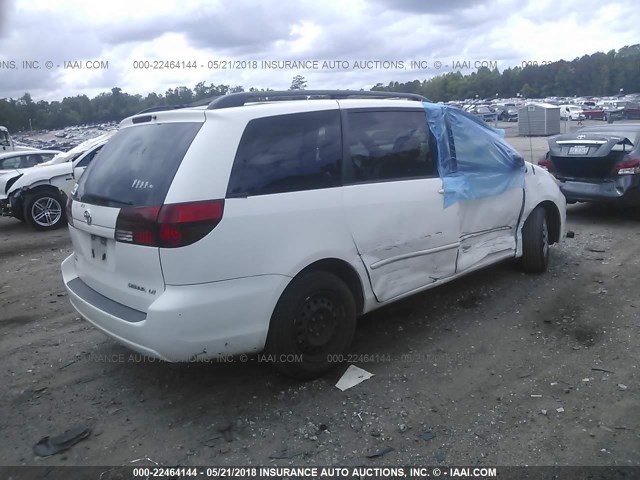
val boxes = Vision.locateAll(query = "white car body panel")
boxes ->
[68,214,166,312]
[2,162,73,198]
[342,178,458,303]
[62,100,566,362]
[516,163,567,256]
[455,188,523,272]
[159,188,358,285]
[39,131,115,167]
[62,254,289,360]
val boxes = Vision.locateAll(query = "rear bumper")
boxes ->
[558,175,640,205]
[61,254,290,362]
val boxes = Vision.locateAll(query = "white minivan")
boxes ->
[559,105,586,121]
[62,91,566,378]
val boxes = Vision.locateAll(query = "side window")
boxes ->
[346,111,437,182]
[21,154,43,167]
[227,110,341,196]
[1,156,23,169]
[75,146,103,169]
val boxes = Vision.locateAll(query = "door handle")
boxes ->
[437,189,444,194]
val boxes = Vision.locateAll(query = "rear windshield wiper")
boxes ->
[78,193,133,207]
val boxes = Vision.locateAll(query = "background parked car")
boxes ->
[469,105,496,121]
[582,106,607,120]
[499,106,519,122]
[539,124,640,205]
[559,105,586,121]
[0,131,114,230]
[0,150,61,173]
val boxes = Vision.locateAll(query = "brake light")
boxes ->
[66,196,74,227]
[538,158,554,172]
[613,157,640,175]
[115,200,224,248]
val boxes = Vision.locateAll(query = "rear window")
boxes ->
[75,123,202,207]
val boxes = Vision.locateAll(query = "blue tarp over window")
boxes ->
[423,102,525,208]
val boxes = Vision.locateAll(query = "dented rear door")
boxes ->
[341,109,459,303]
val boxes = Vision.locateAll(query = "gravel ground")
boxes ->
[0,123,639,468]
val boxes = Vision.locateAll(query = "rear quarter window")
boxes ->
[76,123,202,207]
[0,155,22,169]
[226,110,342,197]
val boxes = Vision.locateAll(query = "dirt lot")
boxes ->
[1,125,639,468]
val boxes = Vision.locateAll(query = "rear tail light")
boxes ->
[66,196,74,227]
[115,206,160,246]
[612,157,640,175]
[115,200,224,248]
[538,158,554,172]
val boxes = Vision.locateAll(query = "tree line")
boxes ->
[1,45,639,132]
[373,44,640,102]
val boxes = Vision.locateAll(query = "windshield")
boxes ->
[75,122,202,207]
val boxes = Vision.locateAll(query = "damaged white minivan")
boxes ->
[62,91,566,378]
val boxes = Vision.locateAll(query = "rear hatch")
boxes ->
[68,112,205,312]
[547,133,634,180]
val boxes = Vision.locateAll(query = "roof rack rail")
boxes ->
[206,90,429,110]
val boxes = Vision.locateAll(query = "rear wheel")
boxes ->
[23,190,66,231]
[521,206,549,273]
[266,271,356,379]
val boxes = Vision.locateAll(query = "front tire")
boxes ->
[23,190,66,231]
[266,271,357,379]
[521,206,549,273]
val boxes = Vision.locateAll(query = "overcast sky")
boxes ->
[0,0,638,102]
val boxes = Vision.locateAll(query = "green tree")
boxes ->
[289,75,307,90]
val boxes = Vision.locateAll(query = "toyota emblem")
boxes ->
[84,210,92,225]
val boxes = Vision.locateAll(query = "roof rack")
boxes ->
[206,90,429,110]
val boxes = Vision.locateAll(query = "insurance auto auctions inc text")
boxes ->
[235,466,498,478]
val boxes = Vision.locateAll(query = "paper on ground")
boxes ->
[335,365,374,391]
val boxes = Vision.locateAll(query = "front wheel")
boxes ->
[23,190,67,231]
[266,271,357,379]
[521,206,549,273]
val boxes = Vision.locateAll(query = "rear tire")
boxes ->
[266,271,357,379]
[23,190,66,231]
[521,206,549,273]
